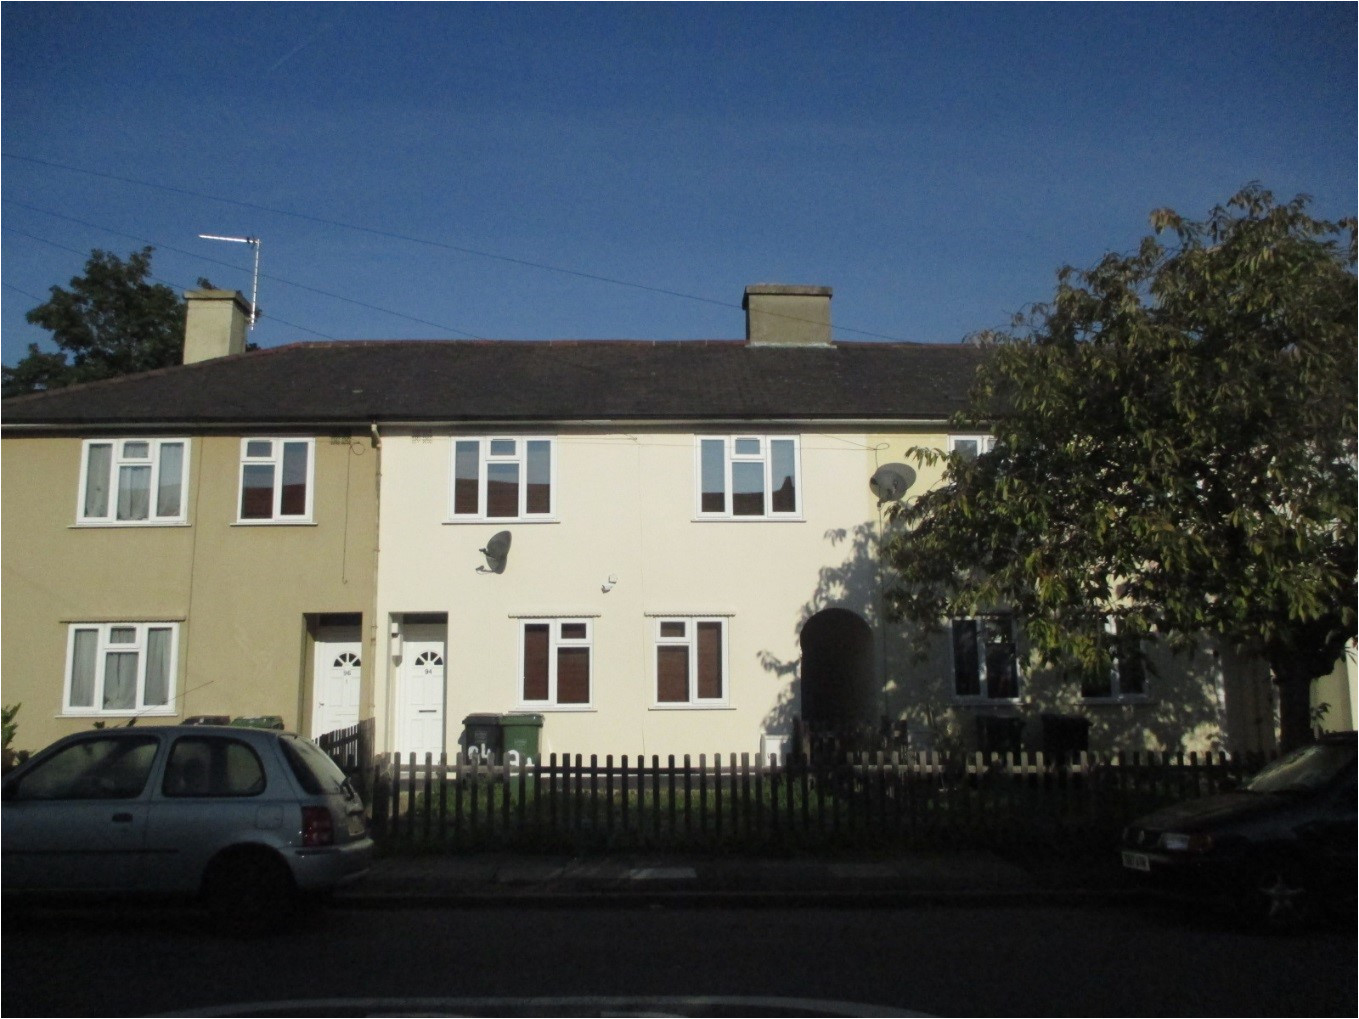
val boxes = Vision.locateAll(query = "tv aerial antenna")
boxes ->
[197,233,261,330]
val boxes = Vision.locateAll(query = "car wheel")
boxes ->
[202,848,296,935]
[1236,869,1313,931]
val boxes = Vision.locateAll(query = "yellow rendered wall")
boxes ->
[1,433,377,752]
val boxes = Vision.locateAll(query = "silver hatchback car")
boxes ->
[2,725,373,923]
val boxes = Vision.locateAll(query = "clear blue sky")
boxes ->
[3,3,1355,366]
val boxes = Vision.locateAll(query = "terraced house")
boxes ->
[4,284,1315,759]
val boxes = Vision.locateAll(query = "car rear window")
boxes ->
[1246,740,1357,794]
[278,734,348,795]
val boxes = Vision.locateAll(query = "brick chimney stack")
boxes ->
[743,284,833,346]
[183,289,251,364]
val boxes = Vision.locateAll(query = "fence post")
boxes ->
[590,755,600,845]
[651,756,662,842]
[713,754,723,843]
[698,754,708,843]
[370,754,390,840]
[437,752,448,846]
[683,754,693,841]
[620,754,629,841]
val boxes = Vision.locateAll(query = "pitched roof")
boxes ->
[1,339,985,427]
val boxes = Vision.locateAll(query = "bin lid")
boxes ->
[463,713,503,726]
[501,712,544,726]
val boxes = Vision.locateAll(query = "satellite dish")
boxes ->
[478,531,512,574]
[870,463,916,503]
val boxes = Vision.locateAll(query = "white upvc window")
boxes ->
[653,617,728,707]
[949,434,995,460]
[951,614,1021,701]
[63,622,178,716]
[1081,619,1149,701]
[519,619,591,709]
[696,435,801,519]
[450,437,556,521]
[77,438,189,525]
[237,438,314,523]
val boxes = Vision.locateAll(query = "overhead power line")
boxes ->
[3,151,910,342]
[2,225,335,339]
[7,201,484,339]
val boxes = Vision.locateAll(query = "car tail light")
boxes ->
[301,805,335,847]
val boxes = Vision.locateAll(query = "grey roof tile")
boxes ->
[1,339,985,427]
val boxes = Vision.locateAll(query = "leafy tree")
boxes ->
[884,186,1357,752]
[2,247,206,396]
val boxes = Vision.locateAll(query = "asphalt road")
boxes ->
[3,900,1355,1017]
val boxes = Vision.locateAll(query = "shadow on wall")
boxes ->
[759,521,886,741]
[759,516,1276,756]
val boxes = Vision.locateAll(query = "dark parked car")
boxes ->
[2,725,372,926]
[1121,731,1356,926]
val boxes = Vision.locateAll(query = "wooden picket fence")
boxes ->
[362,747,1267,853]
[316,717,376,798]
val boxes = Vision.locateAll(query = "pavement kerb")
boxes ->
[332,851,1137,910]
[335,886,1142,910]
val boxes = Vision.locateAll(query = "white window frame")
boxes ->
[62,622,179,717]
[949,434,995,459]
[236,438,315,524]
[76,438,190,526]
[695,435,802,520]
[651,616,730,708]
[1081,619,1150,703]
[517,618,592,710]
[449,437,558,522]
[950,614,1022,702]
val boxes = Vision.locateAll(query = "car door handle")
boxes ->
[111,812,134,823]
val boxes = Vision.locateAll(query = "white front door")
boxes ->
[398,625,446,760]
[313,630,363,739]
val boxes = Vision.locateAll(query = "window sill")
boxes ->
[1082,696,1153,706]
[691,515,803,523]
[952,698,1024,707]
[650,703,734,711]
[70,521,190,529]
[516,705,594,713]
[61,709,176,718]
[444,517,559,525]
[231,519,317,527]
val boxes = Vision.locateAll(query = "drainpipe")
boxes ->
[368,423,386,752]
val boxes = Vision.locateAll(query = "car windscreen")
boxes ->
[277,733,349,795]
[1245,741,1357,794]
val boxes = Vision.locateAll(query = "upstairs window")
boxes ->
[64,622,177,716]
[654,618,727,706]
[949,434,995,460]
[1081,620,1149,701]
[697,436,800,519]
[520,619,591,708]
[78,438,188,525]
[238,438,314,522]
[952,614,1020,700]
[451,438,555,520]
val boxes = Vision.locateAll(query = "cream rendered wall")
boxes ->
[1,432,378,752]
[374,427,895,759]
[867,431,1266,756]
